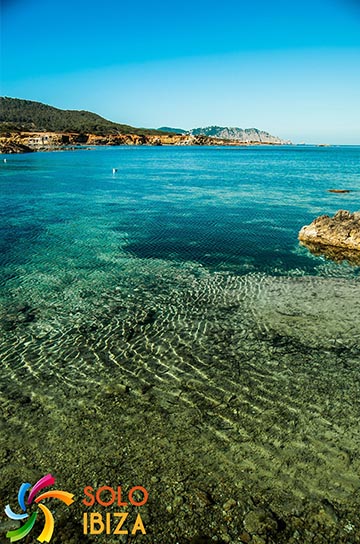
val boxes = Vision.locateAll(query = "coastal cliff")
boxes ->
[158,125,291,144]
[0,131,278,153]
[188,126,291,144]
[0,97,291,152]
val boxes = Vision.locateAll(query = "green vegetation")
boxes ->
[0,97,167,136]
[157,126,187,134]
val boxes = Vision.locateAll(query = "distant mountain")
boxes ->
[0,97,166,136]
[190,126,290,143]
[157,127,187,135]
[160,125,290,144]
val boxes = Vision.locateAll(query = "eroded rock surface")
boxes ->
[299,211,360,256]
[0,141,34,153]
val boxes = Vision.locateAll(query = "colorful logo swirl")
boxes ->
[4,474,74,543]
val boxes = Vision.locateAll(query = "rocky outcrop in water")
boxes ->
[0,140,34,153]
[299,240,360,266]
[299,210,360,263]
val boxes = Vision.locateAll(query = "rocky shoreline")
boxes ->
[0,131,287,153]
[299,210,360,264]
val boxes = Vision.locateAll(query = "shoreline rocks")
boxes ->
[299,240,360,266]
[0,141,34,154]
[0,131,290,153]
[299,210,360,264]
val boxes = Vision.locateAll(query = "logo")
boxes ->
[82,485,148,536]
[4,473,74,543]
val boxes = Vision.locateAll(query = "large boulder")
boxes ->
[299,210,360,249]
[299,210,360,264]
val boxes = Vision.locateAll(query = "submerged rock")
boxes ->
[299,210,360,263]
[243,508,278,536]
[299,240,360,266]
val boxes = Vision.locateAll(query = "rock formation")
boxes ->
[188,126,291,144]
[0,130,277,153]
[299,210,360,264]
[158,126,291,143]
[299,240,360,266]
[1,98,292,148]
[0,141,34,153]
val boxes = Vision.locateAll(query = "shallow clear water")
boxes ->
[1,145,360,543]
[1,146,360,280]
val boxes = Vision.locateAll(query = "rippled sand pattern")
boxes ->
[2,147,360,543]
[1,260,360,542]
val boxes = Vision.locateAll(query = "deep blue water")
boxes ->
[1,145,359,281]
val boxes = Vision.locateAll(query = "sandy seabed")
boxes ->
[1,261,360,543]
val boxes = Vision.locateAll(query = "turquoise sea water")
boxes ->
[1,145,360,280]
[1,145,360,543]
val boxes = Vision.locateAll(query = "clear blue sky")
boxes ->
[1,0,360,143]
